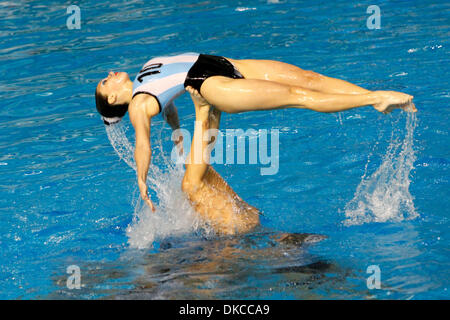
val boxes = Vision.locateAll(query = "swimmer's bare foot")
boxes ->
[186,86,209,106]
[373,91,417,114]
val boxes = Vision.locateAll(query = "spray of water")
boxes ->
[105,121,136,170]
[105,122,208,249]
[344,112,418,225]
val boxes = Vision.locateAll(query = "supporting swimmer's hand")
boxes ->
[138,179,156,212]
[373,91,417,114]
[186,86,209,106]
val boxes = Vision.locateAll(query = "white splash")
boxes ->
[105,122,136,170]
[235,7,257,12]
[344,112,418,225]
[105,122,207,249]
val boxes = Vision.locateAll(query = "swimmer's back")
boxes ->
[132,52,200,113]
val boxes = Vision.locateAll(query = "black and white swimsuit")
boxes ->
[132,52,244,113]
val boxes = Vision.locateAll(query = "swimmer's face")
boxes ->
[96,71,132,105]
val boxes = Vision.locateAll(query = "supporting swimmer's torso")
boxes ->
[132,52,200,113]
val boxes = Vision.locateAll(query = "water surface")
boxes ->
[0,0,449,299]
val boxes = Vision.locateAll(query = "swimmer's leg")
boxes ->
[199,76,412,114]
[228,58,371,95]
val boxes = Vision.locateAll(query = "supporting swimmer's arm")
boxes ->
[129,95,160,212]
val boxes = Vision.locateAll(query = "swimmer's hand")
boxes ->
[186,86,209,106]
[373,91,417,114]
[138,179,156,212]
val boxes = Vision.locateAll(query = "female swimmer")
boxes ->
[95,53,416,234]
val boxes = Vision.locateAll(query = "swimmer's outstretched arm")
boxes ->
[129,94,160,211]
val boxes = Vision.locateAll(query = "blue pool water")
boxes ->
[0,0,449,299]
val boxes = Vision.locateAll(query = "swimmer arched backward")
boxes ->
[95,52,416,235]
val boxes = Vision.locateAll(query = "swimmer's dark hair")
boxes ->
[95,89,128,125]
